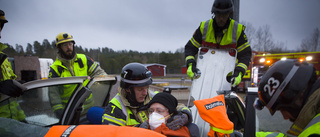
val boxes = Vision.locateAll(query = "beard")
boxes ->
[59,48,75,60]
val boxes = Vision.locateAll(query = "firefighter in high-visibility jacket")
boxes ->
[0,9,26,122]
[184,0,252,88]
[102,63,192,130]
[254,59,320,136]
[48,32,106,117]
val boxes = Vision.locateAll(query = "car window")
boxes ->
[16,76,116,127]
[18,84,79,126]
[86,75,117,107]
[89,81,113,107]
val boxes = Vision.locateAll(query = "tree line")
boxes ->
[3,40,185,74]
[3,25,319,74]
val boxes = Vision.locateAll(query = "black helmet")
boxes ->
[211,0,234,14]
[255,59,316,116]
[120,62,152,89]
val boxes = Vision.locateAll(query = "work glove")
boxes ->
[166,112,188,130]
[226,70,243,87]
[139,121,149,129]
[0,80,26,97]
[186,59,200,79]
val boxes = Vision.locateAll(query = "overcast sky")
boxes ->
[1,0,319,53]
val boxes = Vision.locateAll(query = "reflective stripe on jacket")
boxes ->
[299,113,320,137]
[256,132,286,137]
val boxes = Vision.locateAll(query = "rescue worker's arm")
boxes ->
[86,55,107,77]
[0,80,25,97]
[0,54,25,97]
[235,26,252,77]
[102,101,127,126]
[177,103,192,124]
[185,26,202,59]
[229,26,252,87]
[48,67,64,117]
[166,103,193,130]
[185,26,202,78]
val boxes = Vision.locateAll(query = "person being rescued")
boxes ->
[138,92,200,137]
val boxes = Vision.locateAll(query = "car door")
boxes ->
[17,76,87,127]
[65,75,117,124]
[15,75,116,127]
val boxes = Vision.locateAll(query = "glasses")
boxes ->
[61,42,73,47]
[148,108,168,115]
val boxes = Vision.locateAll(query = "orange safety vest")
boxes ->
[45,125,166,137]
[193,95,234,137]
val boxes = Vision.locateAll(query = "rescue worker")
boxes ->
[184,0,252,87]
[254,59,320,136]
[48,32,106,117]
[139,92,200,137]
[102,62,192,130]
[0,9,26,122]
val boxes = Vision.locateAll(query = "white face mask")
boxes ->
[149,112,166,130]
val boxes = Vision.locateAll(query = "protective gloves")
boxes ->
[186,59,200,79]
[139,121,149,129]
[226,70,243,87]
[166,112,188,130]
[0,80,25,97]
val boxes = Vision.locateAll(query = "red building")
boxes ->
[144,64,166,77]
[181,65,187,74]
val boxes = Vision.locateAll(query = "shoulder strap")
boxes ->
[76,58,84,68]
[57,66,64,76]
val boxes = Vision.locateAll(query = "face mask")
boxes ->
[149,112,165,130]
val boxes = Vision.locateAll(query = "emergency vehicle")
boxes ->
[244,51,320,88]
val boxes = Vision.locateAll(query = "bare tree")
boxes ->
[241,21,256,47]
[300,38,313,52]
[254,25,276,52]
[268,41,287,53]
[300,28,320,52]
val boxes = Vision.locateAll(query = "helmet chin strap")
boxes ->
[126,87,142,106]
